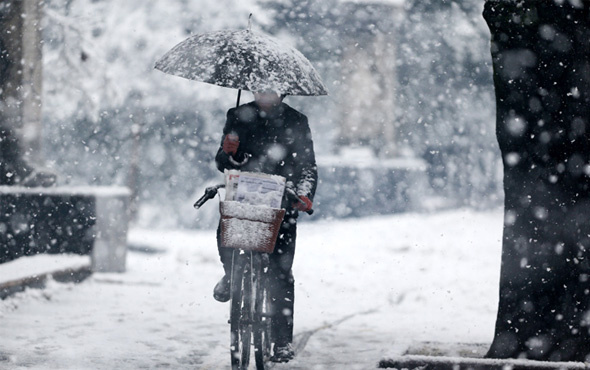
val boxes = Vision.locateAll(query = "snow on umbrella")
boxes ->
[154,29,328,96]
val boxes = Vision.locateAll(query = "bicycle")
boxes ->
[194,173,312,370]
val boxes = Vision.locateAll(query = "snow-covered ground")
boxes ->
[0,209,503,369]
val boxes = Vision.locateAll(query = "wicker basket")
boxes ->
[219,201,286,253]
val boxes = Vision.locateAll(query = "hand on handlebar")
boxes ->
[292,195,313,213]
[285,187,314,215]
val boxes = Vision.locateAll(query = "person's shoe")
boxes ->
[213,275,230,302]
[271,343,294,363]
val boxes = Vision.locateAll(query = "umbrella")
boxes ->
[154,29,328,100]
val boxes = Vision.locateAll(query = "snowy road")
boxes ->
[0,209,503,369]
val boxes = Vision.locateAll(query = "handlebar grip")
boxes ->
[193,192,213,209]
[193,185,224,209]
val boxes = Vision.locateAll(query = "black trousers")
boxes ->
[217,214,297,346]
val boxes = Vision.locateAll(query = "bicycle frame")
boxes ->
[194,174,312,370]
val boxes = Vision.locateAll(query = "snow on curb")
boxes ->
[0,254,91,299]
[378,354,590,369]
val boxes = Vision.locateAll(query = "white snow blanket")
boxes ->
[0,209,504,369]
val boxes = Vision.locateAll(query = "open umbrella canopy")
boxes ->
[155,29,328,96]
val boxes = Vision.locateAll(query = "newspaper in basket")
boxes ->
[220,171,287,253]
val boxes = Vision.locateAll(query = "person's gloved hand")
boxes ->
[222,134,239,155]
[293,196,312,212]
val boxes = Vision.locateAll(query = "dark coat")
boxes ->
[215,101,318,212]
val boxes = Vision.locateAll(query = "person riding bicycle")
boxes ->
[213,90,317,363]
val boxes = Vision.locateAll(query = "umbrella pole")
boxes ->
[236,89,241,108]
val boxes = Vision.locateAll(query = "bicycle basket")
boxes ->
[219,201,286,253]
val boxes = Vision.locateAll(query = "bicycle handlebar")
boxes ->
[193,184,225,209]
[193,183,313,215]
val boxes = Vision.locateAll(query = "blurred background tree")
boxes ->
[484,1,590,361]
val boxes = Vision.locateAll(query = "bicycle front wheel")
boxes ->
[230,250,253,370]
[253,253,272,370]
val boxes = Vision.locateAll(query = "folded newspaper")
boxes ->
[224,170,286,209]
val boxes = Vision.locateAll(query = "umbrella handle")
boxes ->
[236,89,241,108]
[229,153,250,167]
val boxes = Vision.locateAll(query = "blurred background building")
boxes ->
[6,0,500,228]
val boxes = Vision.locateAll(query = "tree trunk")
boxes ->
[484,0,590,362]
[0,0,44,165]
